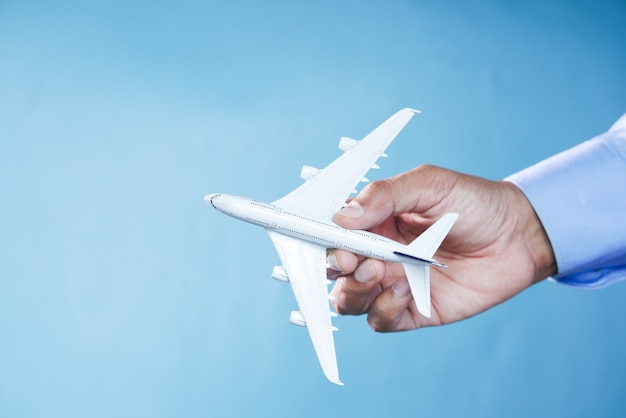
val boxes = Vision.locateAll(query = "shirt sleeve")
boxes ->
[505,114,626,289]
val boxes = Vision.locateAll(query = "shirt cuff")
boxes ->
[505,114,626,288]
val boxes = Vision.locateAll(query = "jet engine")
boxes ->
[338,136,359,151]
[271,265,289,282]
[289,310,306,327]
[300,165,320,181]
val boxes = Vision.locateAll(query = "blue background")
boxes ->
[1,1,625,417]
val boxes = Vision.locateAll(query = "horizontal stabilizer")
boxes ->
[393,251,447,268]
[401,263,431,318]
[400,213,458,318]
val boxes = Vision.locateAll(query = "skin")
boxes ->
[327,164,557,332]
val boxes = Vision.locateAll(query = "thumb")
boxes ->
[332,165,456,231]
[332,180,396,230]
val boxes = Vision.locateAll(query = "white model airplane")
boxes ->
[205,108,458,385]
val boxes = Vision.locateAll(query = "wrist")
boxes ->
[502,181,557,282]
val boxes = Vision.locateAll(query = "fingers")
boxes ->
[327,249,359,275]
[367,279,419,332]
[329,257,386,315]
[327,251,422,331]
[329,257,423,330]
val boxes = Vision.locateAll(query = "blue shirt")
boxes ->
[506,114,626,288]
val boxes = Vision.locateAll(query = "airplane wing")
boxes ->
[266,230,343,386]
[272,108,420,219]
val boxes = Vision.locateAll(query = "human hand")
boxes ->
[328,164,556,332]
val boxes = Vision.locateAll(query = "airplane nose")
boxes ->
[204,194,221,209]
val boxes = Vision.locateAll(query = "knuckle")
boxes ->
[331,281,366,316]
[333,296,366,316]
[410,163,437,175]
[332,300,349,316]
[367,315,392,333]
[365,178,393,198]
[366,293,402,332]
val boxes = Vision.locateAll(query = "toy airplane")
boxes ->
[205,108,458,385]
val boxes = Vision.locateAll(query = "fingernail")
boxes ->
[336,201,364,218]
[354,260,376,283]
[392,280,411,298]
[327,251,341,272]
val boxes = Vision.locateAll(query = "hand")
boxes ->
[327,164,556,332]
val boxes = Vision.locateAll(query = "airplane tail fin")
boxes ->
[406,213,459,259]
[399,213,458,318]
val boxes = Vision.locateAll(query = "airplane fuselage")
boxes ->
[207,193,439,266]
